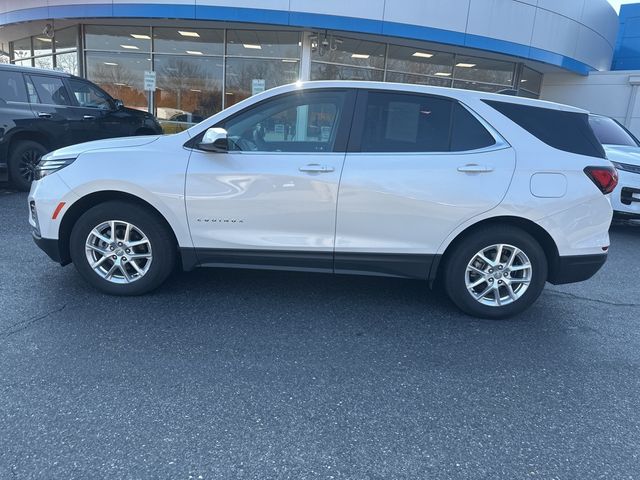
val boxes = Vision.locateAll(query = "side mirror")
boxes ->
[113,99,124,110]
[198,127,229,153]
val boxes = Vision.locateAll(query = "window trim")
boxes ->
[347,89,509,155]
[185,88,357,153]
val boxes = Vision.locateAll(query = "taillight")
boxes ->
[584,166,618,194]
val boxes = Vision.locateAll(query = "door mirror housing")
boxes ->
[113,99,124,110]
[199,127,229,153]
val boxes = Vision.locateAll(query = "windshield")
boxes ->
[589,115,639,147]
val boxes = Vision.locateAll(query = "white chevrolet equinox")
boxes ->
[28,81,617,319]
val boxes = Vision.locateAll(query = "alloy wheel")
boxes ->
[85,220,153,284]
[18,149,43,183]
[465,243,532,307]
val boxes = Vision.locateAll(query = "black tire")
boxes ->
[443,226,548,319]
[69,201,176,295]
[8,140,48,191]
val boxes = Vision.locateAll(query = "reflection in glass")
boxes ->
[34,56,54,70]
[452,80,508,93]
[85,25,151,52]
[153,27,224,56]
[387,45,454,78]
[453,55,514,86]
[225,57,299,107]
[14,59,32,67]
[54,27,78,53]
[519,66,542,96]
[33,36,53,57]
[155,55,223,121]
[386,71,452,88]
[226,30,301,58]
[311,62,383,81]
[13,37,31,59]
[86,52,150,111]
[311,36,385,69]
[55,52,79,75]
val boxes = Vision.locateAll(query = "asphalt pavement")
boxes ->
[1,188,639,479]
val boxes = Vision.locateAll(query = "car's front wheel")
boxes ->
[9,140,48,191]
[444,226,548,319]
[69,201,176,295]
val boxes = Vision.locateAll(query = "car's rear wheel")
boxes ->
[8,140,48,191]
[444,226,547,319]
[69,201,176,295]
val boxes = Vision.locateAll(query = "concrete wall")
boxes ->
[541,70,640,136]
[0,0,619,75]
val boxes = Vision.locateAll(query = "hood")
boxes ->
[43,135,161,161]
[603,144,640,167]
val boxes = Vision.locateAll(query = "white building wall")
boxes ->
[0,0,619,73]
[541,71,640,137]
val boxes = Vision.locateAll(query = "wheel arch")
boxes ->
[58,190,180,266]
[430,215,561,285]
[8,129,54,152]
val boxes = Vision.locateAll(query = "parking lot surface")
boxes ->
[1,188,640,479]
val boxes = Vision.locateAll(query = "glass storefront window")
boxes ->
[311,36,385,69]
[55,52,79,75]
[226,30,301,59]
[34,56,54,70]
[55,27,78,54]
[33,36,53,57]
[519,66,543,96]
[311,36,385,81]
[386,45,454,78]
[85,25,151,52]
[453,55,514,87]
[155,55,223,122]
[154,27,224,56]
[386,71,451,87]
[13,37,31,59]
[86,51,150,111]
[452,80,509,93]
[311,62,383,81]
[225,57,299,107]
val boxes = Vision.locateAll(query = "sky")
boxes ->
[608,0,637,13]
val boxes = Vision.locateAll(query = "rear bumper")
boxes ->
[548,253,607,285]
[32,231,64,264]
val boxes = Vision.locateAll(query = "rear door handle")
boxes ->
[83,115,96,120]
[299,164,335,173]
[457,164,494,173]
[37,112,52,119]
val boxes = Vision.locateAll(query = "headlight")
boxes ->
[611,161,640,175]
[34,157,77,180]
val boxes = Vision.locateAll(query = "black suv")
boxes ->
[0,64,163,190]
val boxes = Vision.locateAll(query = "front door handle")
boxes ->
[37,112,52,119]
[83,115,96,120]
[457,164,494,173]
[299,164,335,173]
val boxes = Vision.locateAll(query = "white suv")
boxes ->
[28,81,616,318]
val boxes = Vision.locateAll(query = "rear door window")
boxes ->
[353,91,497,153]
[29,75,73,106]
[0,71,28,103]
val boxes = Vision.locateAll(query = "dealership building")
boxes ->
[0,0,620,129]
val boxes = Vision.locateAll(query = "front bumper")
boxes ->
[32,231,64,264]
[548,253,608,285]
[611,169,640,217]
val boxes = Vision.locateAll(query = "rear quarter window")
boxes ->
[484,100,605,159]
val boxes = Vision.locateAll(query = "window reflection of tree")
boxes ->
[156,57,221,119]
[90,63,146,109]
